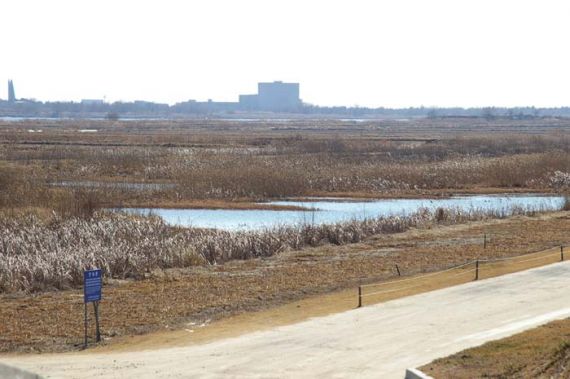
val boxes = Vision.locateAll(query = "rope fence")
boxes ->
[358,245,567,308]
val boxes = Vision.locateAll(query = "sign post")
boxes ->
[83,269,102,348]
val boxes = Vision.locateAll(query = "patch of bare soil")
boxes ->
[1,212,569,354]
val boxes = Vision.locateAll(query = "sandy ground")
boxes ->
[4,260,570,379]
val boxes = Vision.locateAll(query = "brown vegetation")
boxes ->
[1,210,569,353]
[0,118,569,213]
[0,207,535,293]
[422,318,570,378]
[1,118,570,352]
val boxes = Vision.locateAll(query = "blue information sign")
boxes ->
[83,269,102,303]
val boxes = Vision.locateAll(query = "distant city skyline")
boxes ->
[3,79,304,111]
[1,0,570,108]
[3,76,570,119]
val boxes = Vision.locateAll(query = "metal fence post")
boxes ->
[562,246,565,262]
[84,302,88,349]
[358,286,362,308]
[475,260,479,281]
[94,301,101,342]
[484,234,487,249]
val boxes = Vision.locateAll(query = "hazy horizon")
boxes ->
[1,0,569,108]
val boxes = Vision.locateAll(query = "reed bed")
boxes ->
[0,206,542,293]
[2,132,570,209]
[2,123,569,292]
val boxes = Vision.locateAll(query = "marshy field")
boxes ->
[1,117,570,352]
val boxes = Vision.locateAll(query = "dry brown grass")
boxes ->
[2,207,527,293]
[358,246,564,306]
[1,146,568,207]
[422,318,570,378]
[1,119,569,210]
[1,211,569,353]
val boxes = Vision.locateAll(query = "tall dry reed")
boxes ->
[0,205,542,293]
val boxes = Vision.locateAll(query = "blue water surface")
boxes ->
[121,194,565,231]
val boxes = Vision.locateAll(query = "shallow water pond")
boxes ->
[120,194,565,231]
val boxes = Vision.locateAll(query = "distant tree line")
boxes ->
[299,104,570,119]
[1,98,570,119]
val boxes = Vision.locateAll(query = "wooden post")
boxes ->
[93,301,101,343]
[395,264,401,277]
[475,260,479,281]
[358,286,362,308]
[562,246,565,262]
[84,303,88,349]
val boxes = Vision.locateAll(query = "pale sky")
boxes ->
[1,0,569,108]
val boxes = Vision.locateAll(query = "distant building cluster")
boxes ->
[80,99,105,105]
[175,81,302,113]
[3,80,302,113]
[3,79,570,119]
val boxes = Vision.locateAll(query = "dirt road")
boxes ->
[4,261,570,378]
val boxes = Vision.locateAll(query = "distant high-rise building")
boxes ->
[7,80,15,102]
[238,81,301,112]
[257,81,300,111]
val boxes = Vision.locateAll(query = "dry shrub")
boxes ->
[176,154,310,199]
[0,213,206,292]
[55,189,102,219]
[550,171,570,190]
[435,208,447,222]
[0,165,20,207]
[563,197,570,211]
[486,153,570,188]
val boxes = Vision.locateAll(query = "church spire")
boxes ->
[8,80,16,102]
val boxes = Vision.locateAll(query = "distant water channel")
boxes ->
[120,194,565,231]
[52,180,176,191]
